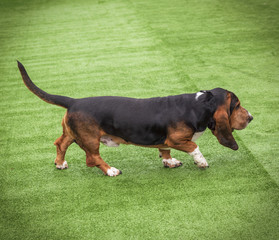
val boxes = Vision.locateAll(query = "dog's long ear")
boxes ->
[212,93,238,150]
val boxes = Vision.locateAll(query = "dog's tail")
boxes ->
[17,61,74,109]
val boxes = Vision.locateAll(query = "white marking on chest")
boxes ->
[195,91,204,100]
[100,136,119,147]
[191,131,205,142]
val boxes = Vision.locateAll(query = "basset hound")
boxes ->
[18,61,253,176]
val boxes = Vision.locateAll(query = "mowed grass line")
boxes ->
[0,0,278,239]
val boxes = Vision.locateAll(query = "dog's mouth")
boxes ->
[232,120,251,131]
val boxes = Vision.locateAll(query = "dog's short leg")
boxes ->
[86,152,122,176]
[167,141,209,168]
[54,133,74,169]
[159,148,183,168]
[188,146,209,168]
[82,139,121,176]
[65,113,121,176]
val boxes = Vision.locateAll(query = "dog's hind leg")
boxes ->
[54,133,74,169]
[65,113,121,176]
[54,114,75,169]
[72,129,122,176]
[86,151,122,176]
[83,140,122,177]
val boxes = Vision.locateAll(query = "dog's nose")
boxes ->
[248,115,253,123]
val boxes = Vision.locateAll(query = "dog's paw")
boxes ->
[56,161,68,170]
[106,167,122,177]
[194,160,209,169]
[189,147,209,169]
[162,158,183,168]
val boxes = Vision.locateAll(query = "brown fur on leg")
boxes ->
[159,149,172,159]
[159,148,183,168]
[165,122,197,153]
[65,112,121,176]
[54,133,74,169]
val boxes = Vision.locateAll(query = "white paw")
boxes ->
[56,161,68,170]
[162,158,183,168]
[194,159,209,168]
[189,147,209,169]
[106,167,122,176]
[192,153,209,168]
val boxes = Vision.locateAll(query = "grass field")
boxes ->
[1,0,279,239]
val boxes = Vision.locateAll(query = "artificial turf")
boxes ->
[0,0,278,239]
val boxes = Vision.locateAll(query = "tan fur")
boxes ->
[230,101,250,130]
[165,122,197,153]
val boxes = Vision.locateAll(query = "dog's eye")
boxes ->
[235,104,240,110]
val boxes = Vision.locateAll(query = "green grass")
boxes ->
[1,0,279,239]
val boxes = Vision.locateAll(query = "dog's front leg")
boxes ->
[188,146,209,168]
[167,140,209,168]
[159,148,183,168]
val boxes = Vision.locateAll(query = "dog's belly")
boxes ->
[100,134,169,149]
[101,126,167,146]
[99,118,168,146]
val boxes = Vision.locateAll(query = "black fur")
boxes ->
[68,92,217,145]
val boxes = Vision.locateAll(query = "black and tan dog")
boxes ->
[18,61,253,176]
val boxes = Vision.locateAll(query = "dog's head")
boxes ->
[207,88,253,150]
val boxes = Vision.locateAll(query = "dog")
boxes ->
[17,61,253,176]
